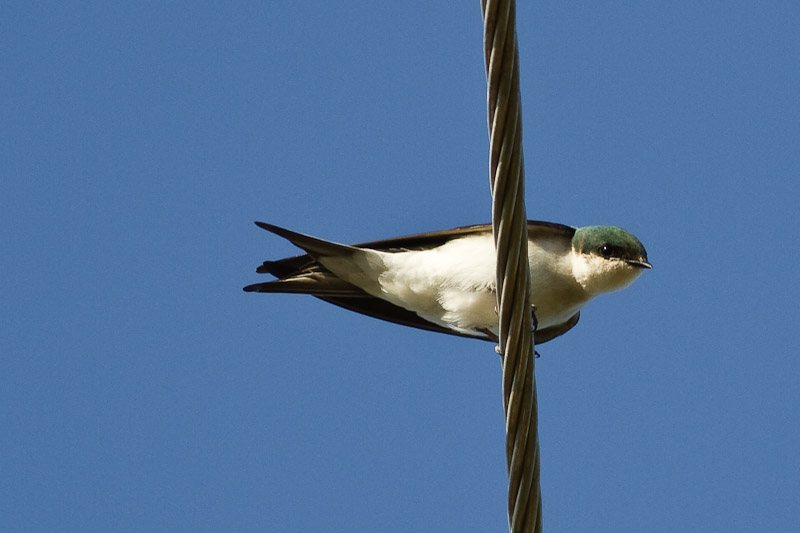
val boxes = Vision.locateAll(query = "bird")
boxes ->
[243,220,651,344]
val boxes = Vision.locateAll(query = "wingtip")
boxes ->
[254,221,272,231]
[253,221,297,241]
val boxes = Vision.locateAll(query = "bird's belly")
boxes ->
[438,289,498,333]
[374,279,588,340]
[436,286,584,337]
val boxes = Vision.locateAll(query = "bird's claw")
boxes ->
[496,346,540,358]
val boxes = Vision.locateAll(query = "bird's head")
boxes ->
[570,225,651,294]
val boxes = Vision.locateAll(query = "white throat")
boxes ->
[570,251,644,296]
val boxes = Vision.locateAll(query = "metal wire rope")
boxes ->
[480,0,542,531]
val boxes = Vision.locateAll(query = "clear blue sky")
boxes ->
[3,2,799,531]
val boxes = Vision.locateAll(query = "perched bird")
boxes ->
[244,221,650,343]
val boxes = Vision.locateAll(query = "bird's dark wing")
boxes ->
[317,297,579,344]
[347,220,575,252]
[316,295,494,341]
[534,311,580,344]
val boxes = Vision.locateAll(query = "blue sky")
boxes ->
[2,1,799,531]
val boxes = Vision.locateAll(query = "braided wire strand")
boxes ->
[480,0,542,531]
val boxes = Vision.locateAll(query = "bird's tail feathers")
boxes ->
[256,257,307,276]
[243,272,367,297]
[247,222,376,297]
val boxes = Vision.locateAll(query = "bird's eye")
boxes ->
[599,244,613,257]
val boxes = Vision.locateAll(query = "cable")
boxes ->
[481,0,542,530]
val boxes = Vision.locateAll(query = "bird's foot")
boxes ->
[479,328,499,343]
[531,304,539,332]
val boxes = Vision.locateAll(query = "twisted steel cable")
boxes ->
[480,0,542,531]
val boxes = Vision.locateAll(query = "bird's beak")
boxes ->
[626,259,653,269]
